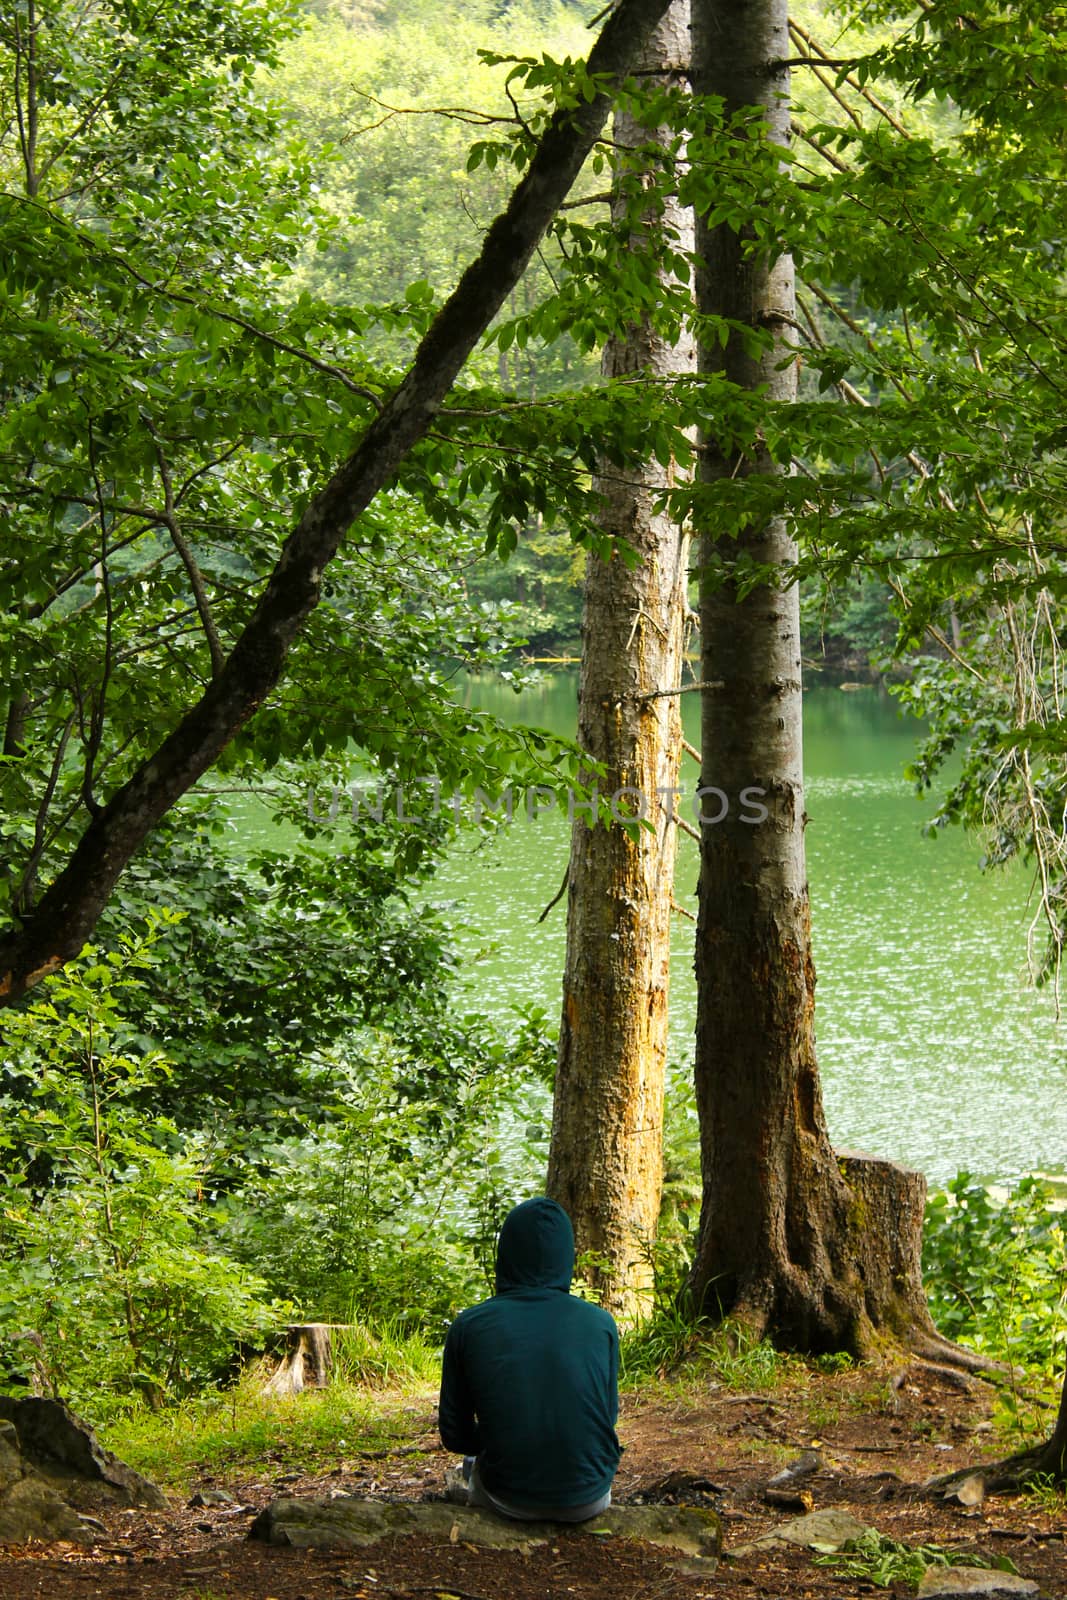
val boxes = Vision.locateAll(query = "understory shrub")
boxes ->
[923,1173,1067,1381]
[216,1011,551,1330]
[0,922,554,1419]
[0,931,283,1417]
[816,1531,1016,1589]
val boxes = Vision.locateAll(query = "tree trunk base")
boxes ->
[834,1150,932,1354]
[687,1150,989,1367]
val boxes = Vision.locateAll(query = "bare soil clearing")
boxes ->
[0,1363,1063,1599]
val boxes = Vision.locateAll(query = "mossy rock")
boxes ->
[250,1495,722,1571]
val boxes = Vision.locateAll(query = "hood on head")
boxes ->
[494,1197,574,1293]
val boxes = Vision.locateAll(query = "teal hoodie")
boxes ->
[438,1197,620,1512]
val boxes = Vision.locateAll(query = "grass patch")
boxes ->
[331,1318,442,1388]
[102,1370,436,1494]
[1023,1472,1067,1515]
[101,1319,442,1492]
[621,1313,796,1391]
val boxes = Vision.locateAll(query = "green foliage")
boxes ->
[800,573,897,667]
[0,932,283,1416]
[0,908,555,1412]
[815,1530,1016,1589]
[87,796,471,1132]
[330,1320,441,1388]
[810,1350,854,1376]
[1023,1472,1067,1516]
[216,1007,552,1327]
[619,1300,700,1382]
[271,0,590,375]
[893,615,1067,986]
[923,1174,1067,1382]
[1,0,599,946]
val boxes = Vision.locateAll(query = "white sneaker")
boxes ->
[443,1465,470,1504]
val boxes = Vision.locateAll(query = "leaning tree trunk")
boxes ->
[684,0,950,1356]
[546,1,695,1320]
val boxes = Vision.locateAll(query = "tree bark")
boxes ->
[546,2,695,1320]
[0,0,675,1008]
[684,0,937,1355]
[1042,1369,1067,1478]
[2,692,29,758]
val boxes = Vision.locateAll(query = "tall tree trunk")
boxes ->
[0,0,675,1007]
[3,692,29,758]
[684,0,943,1355]
[546,2,695,1320]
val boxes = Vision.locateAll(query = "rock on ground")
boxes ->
[0,1397,165,1511]
[732,1505,873,1557]
[0,1397,165,1546]
[0,1424,91,1546]
[249,1495,722,1571]
[917,1568,1041,1598]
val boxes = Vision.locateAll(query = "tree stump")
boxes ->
[835,1150,930,1338]
[262,1324,337,1396]
[836,1151,997,1367]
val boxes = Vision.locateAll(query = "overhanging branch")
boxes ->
[0,0,675,1005]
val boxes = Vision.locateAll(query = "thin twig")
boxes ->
[537,864,569,923]
[82,416,113,817]
[788,18,909,137]
[12,717,73,917]
[635,679,723,702]
[152,435,226,678]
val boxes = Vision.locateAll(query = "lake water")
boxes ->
[431,673,1066,1189]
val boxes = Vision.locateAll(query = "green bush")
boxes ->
[923,1173,1067,1381]
[0,928,286,1418]
[216,1015,551,1329]
[0,912,558,1418]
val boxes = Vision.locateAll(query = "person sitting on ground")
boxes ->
[438,1195,620,1522]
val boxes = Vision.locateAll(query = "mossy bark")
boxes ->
[685,0,946,1357]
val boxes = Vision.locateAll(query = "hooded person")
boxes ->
[438,1196,621,1522]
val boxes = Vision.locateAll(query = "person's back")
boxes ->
[438,1196,620,1520]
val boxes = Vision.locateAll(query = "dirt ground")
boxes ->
[0,1362,1064,1600]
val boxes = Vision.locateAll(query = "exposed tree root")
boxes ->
[906,1333,1006,1377]
[927,1368,1066,1497]
[927,1439,1066,1499]
[906,1359,978,1393]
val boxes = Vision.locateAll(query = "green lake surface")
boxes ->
[428,673,1066,1189]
